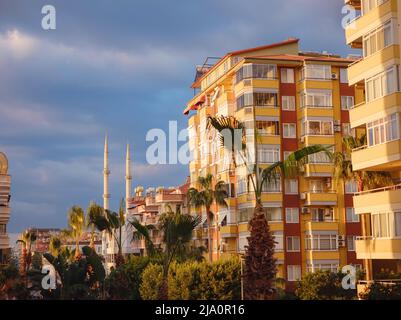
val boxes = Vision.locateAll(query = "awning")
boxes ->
[183,94,206,115]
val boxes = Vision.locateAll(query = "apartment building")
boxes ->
[0,152,11,264]
[344,0,401,287]
[184,38,365,289]
[128,182,189,255]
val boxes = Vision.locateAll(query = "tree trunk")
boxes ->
[159,276,169,300]
[20,248,27,275]
[206,208,213,262]
[243,201,277,300]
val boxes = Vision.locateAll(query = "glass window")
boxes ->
[305,234,338,250]
[287,236,300,252]
[282,96,295,110]
[285,208,299,223]
[341,96,354,110]
[266,207,282,222]
[302,64,331,80]
[340,68,348,83]
[258,145,280,163]
[283,123,296,138]
[253,92,278,107]
[367,113,399,147]
[281,68,295,83]
[273,231,284,251]
[256,121,280,136]
[395,211,401,237]
[311,208,334,222]
[363,20,394,57]
[287,265,302,281]
[345,181,358,194]
[366,66,399,102]
[301,91,332,108]
[285,179,298,194]
[303,119,333,136]
[346,208,360,222]
[347,236,356,251]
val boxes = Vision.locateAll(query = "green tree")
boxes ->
[296,270,356,300]
[16,230,37,275]
[139,263,163,300]
[65,205,86,260]
[359,282,401,300]
[207,115,330,299]
[187,174,228,262]
[333,135,393,192]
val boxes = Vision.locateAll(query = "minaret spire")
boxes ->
[125,143,132,212]
[103,134,110,210]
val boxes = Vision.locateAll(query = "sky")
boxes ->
[0,0,357,233]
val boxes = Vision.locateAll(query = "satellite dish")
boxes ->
[0,152,8,174]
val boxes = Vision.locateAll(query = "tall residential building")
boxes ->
[184,38,365,290]
[344,0,401,289]
[0,152,11,264]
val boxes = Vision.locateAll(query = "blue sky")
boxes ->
[0,0,356,232]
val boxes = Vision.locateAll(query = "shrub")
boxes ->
[139,263,163,300]
[105,256,150,300]
[359,282,401,300]
[168,261,202,300]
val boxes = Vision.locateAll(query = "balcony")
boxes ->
[300,105,334,119]
[303,163,334,177]
[344,0,361,9]
[350,92,401,128]
[300,135,335,147]
[220,224,238,238]
[353,183,401,214]
[234,78,279,95]
[356,236,401,259]
[305,220,339,232]
[345,0,395,46]
[0,206,10,222]
[301,191,337,206]
[351,139,401,171]
[348,45,400,86]
[0,234,10,249]
[155,192,184,203]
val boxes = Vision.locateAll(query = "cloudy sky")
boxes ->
[0,0,355,233]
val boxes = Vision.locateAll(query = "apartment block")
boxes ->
[184,38,364,290]
[344,0,401,288]
[0,152,11,264]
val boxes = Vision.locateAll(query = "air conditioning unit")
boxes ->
[300,193,307,200]
[243,79,252,86]
[338,235,346,241]
[338,240,346,247]
[300,136,305,143]
[334,126,341,133]
[331,73,338,80]
[334,120,341,126]
[301,207,309,214]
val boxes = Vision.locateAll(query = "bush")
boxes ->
[105,256,150,300]
[139,263,163,300]
[168,261,203,300]
[359,282,401,300]
[296,270,356,300]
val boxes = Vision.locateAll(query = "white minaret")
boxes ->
[125,143,132,212]
[103,135,110,211]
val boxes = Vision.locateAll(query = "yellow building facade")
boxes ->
[344,0,401,287]
[184,38,365,290]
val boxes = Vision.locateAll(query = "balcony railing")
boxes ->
[350,101,365,110]
[301,105,333,109]
[354,183,401,196]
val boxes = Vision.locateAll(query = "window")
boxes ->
[0,224,6,234]
[347,236,356,251]
[273,231,284,251]
[308,148,333,164]
[283,151,292,160]
[301,90,332,108]
[366,66,399,102]
[345,181,358,194]
[341,96,354,110]
[236,92,253,110]
[285,179,298,194]
[301,64,331,80]
[307,263,339,273]
[367,113,399,147]
[346,208,360,222]
[286,208,299,223]
[256,121,280,136]
[287,265,302,281]
[342,123,356,137]
[302,119,333,136]
[396,211,401,237]
[283,123,296,138]
[309,179,328,193]
[287,236,300,252]
[262,176,282,193]
[254,92,278,107]
[258,145,280,163]
[281,68,295,83]
[362,0,388,15]
[340,68,348,83]
[282,96,295,110]
[311,208,334,222]
[236,64,277,83]
[363,20,394,57]
[237,179,248,196]
[305,234,338,250]
[266,207,282,222]
[371,212,401,238]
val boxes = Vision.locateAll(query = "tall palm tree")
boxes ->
[16,230,37,275]
[130,218,156,256]
[333,135,393,192]
[187,174,228,262]
[48,235,62,256]
[65,205,86,259]
[86,201,104,249]
[207,115,331,299]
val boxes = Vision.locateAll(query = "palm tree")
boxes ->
[86,201,104,249]
[131,207,201,299]
[207,115,331,299]
[87,200,126,267]
[48,235,62,256]
[65,205,86,260]
[333,135,393,192]
[187,174,228,262]
[130,218,156,256]
[16,230,37,275]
